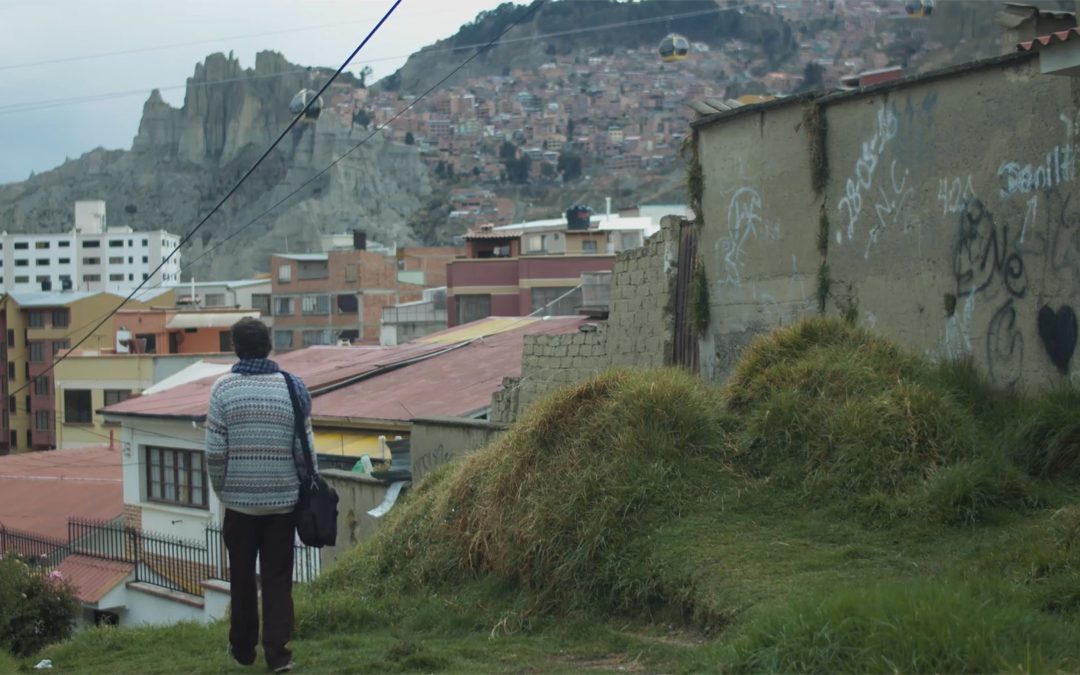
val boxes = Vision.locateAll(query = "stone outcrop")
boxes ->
[0,51,432,280]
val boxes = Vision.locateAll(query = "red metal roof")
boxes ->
[55,555,134,604]
[1018,27,1080,51]
[0,446,122,540]
[313,316,587,420]
[105,316,588,422]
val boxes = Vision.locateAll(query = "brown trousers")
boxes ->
[223,509,296,668]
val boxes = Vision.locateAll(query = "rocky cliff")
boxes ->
[0,51,432,280]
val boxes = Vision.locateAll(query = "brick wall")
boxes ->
[490,219,680,423]
[123,504,142,530]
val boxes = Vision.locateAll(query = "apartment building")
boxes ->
[0,288,176,454]
[270,241,460,349]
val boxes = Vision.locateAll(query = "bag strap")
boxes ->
[282,371,317,483]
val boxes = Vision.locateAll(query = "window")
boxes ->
[620,232,641,250]
[27,311,44,328]
[251,294,271,316]
[28,342,44,362]
[83,257,100,265]
[25,395,30,414]
[14,276,28,284]
[277,264,292,282]
[103,390,130,406]
[58,241,70,248]
[6,363,13,380]
[531,287,582,316]
[135,334,157,354]
[34,376,49,396]
[302,329,333,347]
[141,256,148,263]
[7,397,13,413]
[35,275,50,285]
[82,274,101,283]
[25,430,31,448]
[216,330,232,352]
[52,339,69,354]
[273,330,294,350]
[14,259,27,267]
[141,239,148,246]
[13,242,28,250]
[35,410,48,431]
[64,390,92,424]
[298,261,329,280]
[51,310,69,327]
[145,447,208,509]
[82,240,100,248]
[6,330,12,347]
[109,240,124,248]
[128,257,133,264]
[58,257,70,264]
[525,234,547,253]
[35,258,49,266]
[273,297,295,316]
[109,274,124,281]
[457,294,492,325]
[344,265,358,283]
[108,256,124,264]
[34,241,49,250]
[301,294,330,315]
[204,293,226,307]
[8,431,14,450]
[581,239,598,254]
[336,294,358,314]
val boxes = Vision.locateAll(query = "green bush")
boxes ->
[0,555,79,657]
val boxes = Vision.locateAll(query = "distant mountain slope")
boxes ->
[379,0,797,94]
[0,52,431,280]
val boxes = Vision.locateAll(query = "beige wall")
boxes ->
[409,416,506,483]
[695,52,1080,391]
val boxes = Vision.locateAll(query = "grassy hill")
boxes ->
[18,318,1080,673]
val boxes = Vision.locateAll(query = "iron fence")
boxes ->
[0,523,68,569]
[206,525,320,584]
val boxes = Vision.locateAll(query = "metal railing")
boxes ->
[0,524,68,569]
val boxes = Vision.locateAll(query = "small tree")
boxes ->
[0,557,79,657]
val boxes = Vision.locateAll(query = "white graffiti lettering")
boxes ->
[999,145,1075,198]
[718,187,762,287]
[937,175,976,216]
[837,105,898,243]
[866,160,912,259]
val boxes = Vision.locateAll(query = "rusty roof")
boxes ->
[0,446,122,540]
[105,316,588,422]
[56,555,134,605]
[313,316,587,420]
[1018,27,1080,51]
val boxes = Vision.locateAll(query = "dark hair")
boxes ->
[231,317,271,359]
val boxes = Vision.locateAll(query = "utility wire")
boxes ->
[0,5,722,116]
[7,0,405,399]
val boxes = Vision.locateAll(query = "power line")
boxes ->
[0,6,723,117]
[7,0,405,399]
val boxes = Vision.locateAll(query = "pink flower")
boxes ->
[48,570,63,581]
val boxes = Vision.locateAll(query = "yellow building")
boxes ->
[3,289,175,453]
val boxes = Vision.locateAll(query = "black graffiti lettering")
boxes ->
[986,299,1024,387]
[953,199,1026,299]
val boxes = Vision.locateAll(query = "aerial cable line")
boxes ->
[8,0,405,398]
[23,0,549,395]
[0,6,721,116]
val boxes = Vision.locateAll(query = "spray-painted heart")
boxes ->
[1037,304,1077,375]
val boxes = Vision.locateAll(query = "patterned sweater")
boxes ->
[205,370,318,515]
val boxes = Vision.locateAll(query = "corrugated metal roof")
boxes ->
[313,316,587,420]
[1018,27,1080,51]
[104,316,587,422]
[56,555,134,604]
[274,253,328,261]
[0,446,122,540]
[164,310,258,329]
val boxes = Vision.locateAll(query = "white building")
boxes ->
[0,200,182,294]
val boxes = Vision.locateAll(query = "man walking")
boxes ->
[206,317,316,673]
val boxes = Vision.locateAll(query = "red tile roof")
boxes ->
[55,555,134,604]
[1018,27,1080,51]
[0,446,122,540]
[105,316,588,422]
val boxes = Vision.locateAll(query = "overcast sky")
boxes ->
[0,0,515,184]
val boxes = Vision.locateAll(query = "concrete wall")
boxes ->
[410,416,506,482]
[491,222,680,422]
[320,470,398,568]
[694,53,1080,391]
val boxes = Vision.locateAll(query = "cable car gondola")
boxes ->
[289,89,324,123]
[905,0,934,18]
[658,33,690,63]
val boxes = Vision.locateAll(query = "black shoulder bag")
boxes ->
[283,373,339,548]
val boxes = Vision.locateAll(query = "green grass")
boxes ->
[12,318,1080,673]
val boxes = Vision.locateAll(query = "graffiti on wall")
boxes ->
[717,187,780,288]
[837,105,899,245]
[1037,304,1077,375]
